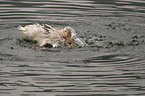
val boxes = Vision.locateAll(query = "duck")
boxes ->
[18,24,85,48]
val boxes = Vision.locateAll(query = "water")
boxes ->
[0,0,145,96]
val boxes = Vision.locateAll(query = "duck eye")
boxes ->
[65,30,67,33]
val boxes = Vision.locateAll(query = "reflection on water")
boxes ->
[0,0,145,96]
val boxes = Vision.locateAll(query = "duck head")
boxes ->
[62,27,73,47]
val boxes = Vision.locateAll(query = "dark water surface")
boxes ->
[0,0,145,96]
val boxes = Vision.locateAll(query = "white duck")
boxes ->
[18,24,85,48]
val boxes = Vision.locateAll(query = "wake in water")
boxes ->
[18,24,86,48]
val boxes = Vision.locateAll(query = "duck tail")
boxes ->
[18,25,24,31]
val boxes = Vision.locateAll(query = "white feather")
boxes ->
[18,24,86,48]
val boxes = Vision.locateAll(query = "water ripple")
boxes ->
[1,54,145,96]
[1,0,145,26]
[0,0,145,96]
